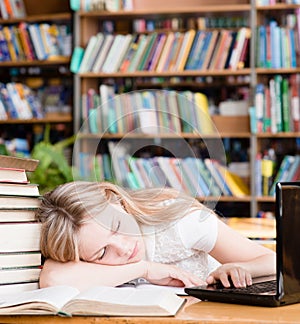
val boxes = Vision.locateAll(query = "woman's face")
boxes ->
[78,203,146,266]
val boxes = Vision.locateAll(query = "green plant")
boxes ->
[29,124,76,194]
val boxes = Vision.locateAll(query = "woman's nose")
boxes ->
[112,235,130,257]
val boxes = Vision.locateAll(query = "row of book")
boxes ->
[0,0,26,19]
[0,82,43,120]
[82,86,215,135]
[255,20,298,69]
[79,149,250,198]
[0,23,71,62]
[255,154,300,197]
[0,155,42,295]
[132,16,249,33]
[75,27,251,74]
[251,74,300,133]
[256,0,300,4]
[71,0,134,11]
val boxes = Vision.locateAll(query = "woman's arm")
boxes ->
[40,259,204,291]
[207,219,276,287]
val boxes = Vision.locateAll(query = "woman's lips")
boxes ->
[129,242,138,260]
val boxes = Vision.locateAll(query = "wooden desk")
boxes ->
[0,297,300,323]
[225,217,276,250]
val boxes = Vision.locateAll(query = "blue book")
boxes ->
[289,29,297,68]
[257,25,266,68]
[195,31,213,70]
[270,21,281,69]
[184,31,203,70]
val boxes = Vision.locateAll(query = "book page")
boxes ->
[63,285,185,316]
[0,286,79,314]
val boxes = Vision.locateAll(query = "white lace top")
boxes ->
[140,208,219,280]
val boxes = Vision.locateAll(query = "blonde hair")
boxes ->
[36,181,209,262]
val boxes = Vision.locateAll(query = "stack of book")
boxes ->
[0,155,42,295]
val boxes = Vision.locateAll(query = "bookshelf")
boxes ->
[72,0,300,218]
[0,0,73,155]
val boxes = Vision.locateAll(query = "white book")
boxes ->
[110,34,133,72]
[228,27,249,70]
[92,34,114,72]
[0,267,41,285]
[0,252,41,269]
[156,157,183,190]
[0,281,39,296]
[9,0,27,18]
[0,223,41,253]
[84,33,105,72]
[28,24,47,60]
[101,34,125,73]
[79,35,99,73]
[0,285,186,316]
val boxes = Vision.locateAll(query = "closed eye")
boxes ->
[98,247,106,260]
[113,220,121,233]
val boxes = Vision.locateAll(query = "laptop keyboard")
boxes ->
[215,280,277,295]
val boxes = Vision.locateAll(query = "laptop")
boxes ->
[185,181,300,307]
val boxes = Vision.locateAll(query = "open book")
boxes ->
[0,285,186,317]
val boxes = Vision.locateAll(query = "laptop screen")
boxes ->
[277,181,300,296]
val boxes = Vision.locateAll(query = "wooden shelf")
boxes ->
[0,12,71,24]
[256,68,300,74]
[79,5,251,18]
[256,132,300,138]
[0,57,71,68]
[0,115,72,124]
[256,196,276,203]
[77,132,251,140]
[199,196,252,202]
[256,3,300,10]
[79,69,251,78]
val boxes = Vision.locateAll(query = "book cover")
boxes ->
[281,77,290,132]
[92,34,114,73]
[202,30,220,70]
[174,29,196,71]
[2,26,17,61]
[119,34,140,72]
[147,33,167,71]
[215,163,250,197]
[79,35,100,73]
[127,34,149,72]
[156,32,175,72]
[0,155,39,172]
[18,22,36,61]
[0,252,41,269]
[9,0,27,18]
[136,32,157,71]
[195,31,213,70]
[27,24,48,60]
[184,30,204,70]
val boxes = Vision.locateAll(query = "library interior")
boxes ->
[0,0,300,322]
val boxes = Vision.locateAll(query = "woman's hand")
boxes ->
[142,261,204,287]
[206,263,252,288]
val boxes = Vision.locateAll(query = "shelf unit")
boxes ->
[73,0,300,218]
[0,0,73,154]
